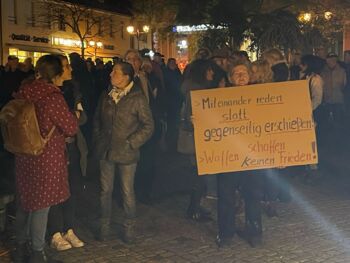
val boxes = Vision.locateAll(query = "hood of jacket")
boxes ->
[14,79,60,102]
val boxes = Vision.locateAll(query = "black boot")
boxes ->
[12,243,30,263]
[28,250,62,263]
[122,222,136,244]
[237,220,262,248]
[263,201,278,218]
[97,223,110,241]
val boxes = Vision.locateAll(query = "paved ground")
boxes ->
[2,144,350,262]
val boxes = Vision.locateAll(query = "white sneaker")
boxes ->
[63,229,85,248]
[51,232,72,251]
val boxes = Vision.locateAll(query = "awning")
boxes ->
[6,43,80,54]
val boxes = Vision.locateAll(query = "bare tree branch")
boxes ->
[33,0,124,57]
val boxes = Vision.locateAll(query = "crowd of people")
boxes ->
[0,45,349,262]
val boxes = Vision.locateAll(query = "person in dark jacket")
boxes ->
[93,62,154,243]
[164,58,183,150]
[0,56,26,108]
[180,59,215,222]
[216,63,264,249]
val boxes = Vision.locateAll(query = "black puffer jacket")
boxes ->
[93,83,154,164]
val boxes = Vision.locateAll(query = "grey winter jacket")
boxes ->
[92,83,154,164]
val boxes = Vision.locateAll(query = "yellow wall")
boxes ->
[1,0,151,64]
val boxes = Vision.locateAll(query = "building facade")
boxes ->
[0,0,152,64]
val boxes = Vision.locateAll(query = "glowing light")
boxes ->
[177,39,188,49]
[298,12,312,23]
[142,25,150,33]
[173,24,225,33]
[53,37,81,47]
[324,11,333,20]
[96,41,103,48]
[126,25,135,34]
[89,40,95,47]
[148,50,155,57]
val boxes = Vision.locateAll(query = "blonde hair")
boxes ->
[228,62,252,84]
[251,60,273,84]
[262,48,285,66]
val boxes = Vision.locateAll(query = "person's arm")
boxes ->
[92,91,105,144]
[48,93,78,137]
[311,76,323,111]
[127,96,154,149]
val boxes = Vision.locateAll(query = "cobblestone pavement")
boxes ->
[2,151,350,262]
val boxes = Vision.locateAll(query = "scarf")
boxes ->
[108,81,134,105]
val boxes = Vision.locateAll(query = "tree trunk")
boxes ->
[80,39,85,59]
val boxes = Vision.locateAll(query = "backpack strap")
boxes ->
[44,126,56,142]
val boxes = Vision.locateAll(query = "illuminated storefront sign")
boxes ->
[10,34,49,43]
[173,24,225,33]
[52,37,84,47]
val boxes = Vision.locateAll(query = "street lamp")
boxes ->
[298,11,334,23]
[127,25,150,50]
[298,12,312,23]
[89,40,103,59]
[324,11,333,21]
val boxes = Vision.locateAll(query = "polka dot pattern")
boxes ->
[14,80,78,212]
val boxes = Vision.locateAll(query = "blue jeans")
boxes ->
[15,206,50,251]
[100,160,137,226]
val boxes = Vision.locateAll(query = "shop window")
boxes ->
[33,52,49,65]
[8,49,50,65]
[9,48,18,57]
[102,58,113,64]
[17,51,29,62]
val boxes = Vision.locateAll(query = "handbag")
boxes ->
[177,97,195,155]
[177,121,195,154]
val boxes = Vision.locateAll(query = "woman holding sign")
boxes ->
[216,63,264,248]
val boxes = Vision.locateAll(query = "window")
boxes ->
[97,17,103,36]
[9,49,27,62]
[45,6,52,29]
[109,18,114,38]
[58,14,66,31]
[8,0,17,24]
[26,1,35,27]
[9,48,48,65]
[120,21,124,39]
[86,19,91,35]
[33,52,49,65]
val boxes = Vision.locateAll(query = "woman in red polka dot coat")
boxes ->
[13,55,78,263]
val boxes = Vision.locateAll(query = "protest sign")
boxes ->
[190,80,318,175]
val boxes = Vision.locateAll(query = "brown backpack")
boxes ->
[0,99,55,156]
